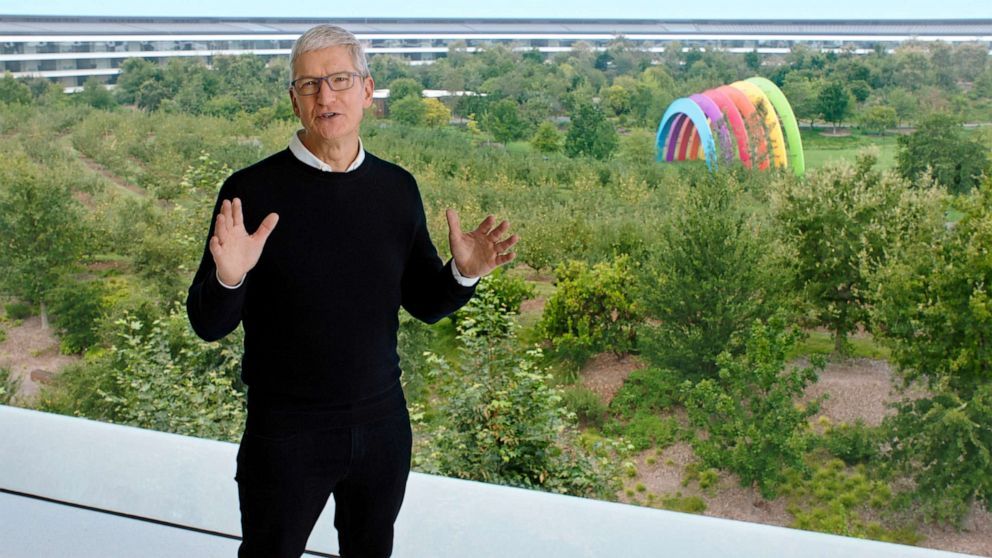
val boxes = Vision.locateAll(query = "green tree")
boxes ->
[781,75,821,128]
[387,77,423,101]
[564,103,618,160]
[76,76,117,110]
[0,160,85,328]
[744,50,761,72]
[638,172,783,380]
[896,113,991,195]
[389,95,426,126]
[872,181,992,525]
[530,121,562,154]
[818,81,852,132]
[115,58,161,105]
[772,152,930,354]
[683,316,823,498]
[481,98,529,144]
[0,72,31,105]
[856,104,897,135]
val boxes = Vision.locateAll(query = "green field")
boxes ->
[800,129,900,171]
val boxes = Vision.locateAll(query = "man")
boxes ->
[186,24,518,558]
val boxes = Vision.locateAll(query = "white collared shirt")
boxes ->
[216,132,479,289]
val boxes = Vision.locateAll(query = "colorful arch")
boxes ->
[654,76,804,176]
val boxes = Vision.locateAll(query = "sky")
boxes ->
[0,0,988,20]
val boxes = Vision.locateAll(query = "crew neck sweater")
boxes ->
[186,149,476,408]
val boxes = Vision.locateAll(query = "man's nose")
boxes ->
[317,80,338,103]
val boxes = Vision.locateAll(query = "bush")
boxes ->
[562,385,608,428]
[0,366,20,404]
[450,267,534,339]
[5,302,32,320]
[605,411,678,452]
[682,316,824,498]
[539,256,640,366]
[49,279,109,354]
[416,325,621,499]
[608,367,681,420]
[819,419,880,465]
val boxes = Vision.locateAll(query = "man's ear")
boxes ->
[289,89,301,118]
[362,75,375,109]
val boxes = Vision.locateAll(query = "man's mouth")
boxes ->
[319,112,340,120]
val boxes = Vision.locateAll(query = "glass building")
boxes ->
[1,15,990,88]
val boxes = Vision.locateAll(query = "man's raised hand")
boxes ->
[210,197,279,285]
[445,209,519,279]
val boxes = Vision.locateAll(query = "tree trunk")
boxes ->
[40,300,48,330]
[833,330,845,356]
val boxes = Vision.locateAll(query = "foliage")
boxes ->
[682,317,824,498]
[818,419,881,465]
[76,77,117,110]
[452,267,531,334]
[0,366,20,405]
[781,460,918,545]
[771,152,936,354]
[422,97,452,128]
[387,77,423,101]
[98,304,246,440]
[564,102,618,160]
[0,72,32,105]
[818,81,852,131]
[389,95,427,126]
[638,172,783,380]
[4,301,32,320]
[872,181,992,524]
[0,155,86,321]
[561,385,608,428]
[482,98,530,144]
[896,113,991,195]
[856,105,897,135]
[604,412,678,452]
[416,324,621,499]
[49,279,109,354]
[538,256,640,366]
[530,121,563,154]
[608,367,682,420]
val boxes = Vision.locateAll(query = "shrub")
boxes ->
[682,316,824,498]
[0,367,21,404]
[605,412,678,452]
[450,267,534,339]
[819,420,880,465]
[539,256,640,366]
[608,367,682,420]
[417,325,621,499]
[49,279,109,354]
[562,385,608,428]
[5,301,32,320]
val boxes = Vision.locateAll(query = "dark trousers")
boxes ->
[235,385,412,558]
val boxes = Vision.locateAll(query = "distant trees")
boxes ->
[817,81,852,132]
[857,104,897,135]
[564,103,617,160]
[481,98,529,144]
[0,72,31,105]
[897,113,991,194]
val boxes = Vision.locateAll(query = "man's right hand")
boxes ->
[210,197,279,285]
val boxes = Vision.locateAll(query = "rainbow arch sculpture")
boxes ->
[655,77,805,176]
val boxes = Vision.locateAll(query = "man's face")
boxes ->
[290,46,374,145]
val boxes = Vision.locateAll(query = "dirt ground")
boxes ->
[0,314,80,405]
[578,352,992,557]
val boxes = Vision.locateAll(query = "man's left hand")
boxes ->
[445,209,519,279]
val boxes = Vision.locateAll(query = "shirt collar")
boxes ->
[289,130,365,173]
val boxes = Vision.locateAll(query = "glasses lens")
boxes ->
[296,78,319,95]
[329,73,355,91]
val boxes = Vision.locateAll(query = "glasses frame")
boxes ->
[289,72,365,96]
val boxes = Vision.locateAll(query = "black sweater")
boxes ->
[186,149,476,406]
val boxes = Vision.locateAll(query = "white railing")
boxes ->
[0,405,978,558]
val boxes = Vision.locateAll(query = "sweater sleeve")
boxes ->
[400,183,476,324]
[186,178,247,342]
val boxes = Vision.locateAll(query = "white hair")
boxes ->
[290,24,369,81]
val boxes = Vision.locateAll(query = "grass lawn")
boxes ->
[800,129,899,171]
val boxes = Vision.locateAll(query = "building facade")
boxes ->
[1,15,990,88]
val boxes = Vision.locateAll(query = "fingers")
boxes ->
[487,219,510,239]
[495,233,519,253]
[252,212,279,243]
[446,208,461,233]
[474,214,495,235]
[232,197,244,229]
[495,252,516,266]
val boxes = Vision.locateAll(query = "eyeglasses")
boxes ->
[290,72,364,96]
